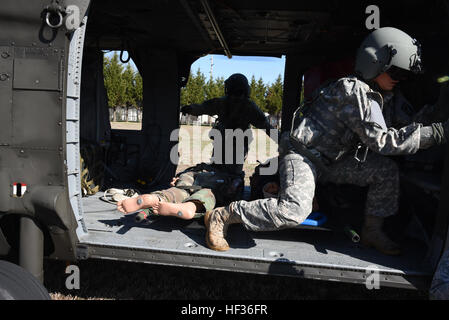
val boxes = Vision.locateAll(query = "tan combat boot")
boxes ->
[361,215,401,256]
[204,205,242,251]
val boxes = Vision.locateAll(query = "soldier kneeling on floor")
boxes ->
[204,27,449,255]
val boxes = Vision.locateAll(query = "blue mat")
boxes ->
[300,212,327,226]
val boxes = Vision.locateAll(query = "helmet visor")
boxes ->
[386,66,411,81]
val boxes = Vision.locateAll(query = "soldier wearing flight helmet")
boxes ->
[181,73,275,175]
[204,27,449,256]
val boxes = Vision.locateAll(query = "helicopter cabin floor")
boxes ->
[77,190,433,289]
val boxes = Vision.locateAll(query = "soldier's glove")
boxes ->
[180,105,193,115]
[431,120,449,145]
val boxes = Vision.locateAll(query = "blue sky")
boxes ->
[191,54,286,84]
[106,51,286,85]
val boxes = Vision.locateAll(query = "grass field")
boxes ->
[44,123,429,300]
[111,122,279,185]
[44,259,428,300]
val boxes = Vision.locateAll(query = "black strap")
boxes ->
[175,185,203,191]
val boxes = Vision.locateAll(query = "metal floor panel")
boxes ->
[78,192,433,289]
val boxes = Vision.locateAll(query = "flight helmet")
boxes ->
[224,73,250,97]
[355,27,424,81]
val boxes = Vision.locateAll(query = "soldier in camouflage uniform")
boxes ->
[181,73,275,175]
[430,246,449,299]
[204,27,449,255]
[117,73,274,219]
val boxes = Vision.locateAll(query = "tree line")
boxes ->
[103,52,284,120]
[103,52,143,121]
[180,69,284,117]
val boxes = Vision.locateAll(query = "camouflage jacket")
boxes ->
[188,96,273,174]
[291,76,423,161]
[189,96,271,131]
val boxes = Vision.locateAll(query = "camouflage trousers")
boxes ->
[232,150,399,232]
[151,170,216,218]
[430,247,449,300]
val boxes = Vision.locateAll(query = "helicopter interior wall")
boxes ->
[78,44,181,192]
[80,49,111,145]
[129,47,180,188]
